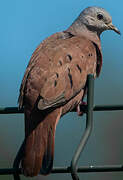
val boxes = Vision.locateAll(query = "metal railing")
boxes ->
[0,74,123,180]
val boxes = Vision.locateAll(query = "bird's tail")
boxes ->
[21,108,62,177]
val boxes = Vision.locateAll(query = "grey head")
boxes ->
[69,6,120,36]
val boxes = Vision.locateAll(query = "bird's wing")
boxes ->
[18,32,102,110]
[37,34,102,110]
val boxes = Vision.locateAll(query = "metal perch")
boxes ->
[0,74,123,180]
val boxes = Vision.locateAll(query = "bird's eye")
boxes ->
[97,14,103,20]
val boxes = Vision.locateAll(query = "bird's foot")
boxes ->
[77,101,87,116]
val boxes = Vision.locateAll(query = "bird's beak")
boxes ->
[107,23,121,35]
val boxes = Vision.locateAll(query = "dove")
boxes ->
[18,6,120,177]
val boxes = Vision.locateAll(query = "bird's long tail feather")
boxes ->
[21,108,62,177]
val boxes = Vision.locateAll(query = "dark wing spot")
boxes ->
[68,67,70,73]
[54,80,57,87]
[68,68,73,88]
[67,54,72,61]
[76,64,82,73]
[59,60,62,66]
[88,53,93,57]
[56,73,59,78]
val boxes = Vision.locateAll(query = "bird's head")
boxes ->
[74,6,120,36]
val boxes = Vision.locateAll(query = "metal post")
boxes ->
[70,74,94,180]
[13,140,25,180]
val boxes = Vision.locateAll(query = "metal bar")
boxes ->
[1,104,123,114]
[0,107,23,114]
[0,168,21,175]
[70,74,94,180]
[1,165,123,175]
[13,141,25,180]
[52,165,123,173]
[93,105,123,111]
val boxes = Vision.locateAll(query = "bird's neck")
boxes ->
[67,20,101,49]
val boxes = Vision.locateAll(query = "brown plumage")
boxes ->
[18,6,120,177]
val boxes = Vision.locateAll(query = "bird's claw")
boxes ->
[77,101,87,116]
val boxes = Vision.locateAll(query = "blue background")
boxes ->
[0,0,123,180]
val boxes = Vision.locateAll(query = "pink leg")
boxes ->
[77,101,87,116]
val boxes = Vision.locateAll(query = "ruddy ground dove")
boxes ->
[18,6,120,177]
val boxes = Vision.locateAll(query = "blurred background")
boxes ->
[0,0,123,179]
